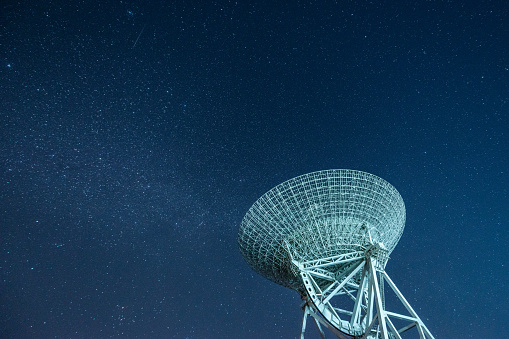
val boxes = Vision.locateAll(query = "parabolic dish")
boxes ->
[238,169,406,291]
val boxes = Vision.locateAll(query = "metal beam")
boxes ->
[350,264,367,328]
[323,261,364,304]
[368,259,389,339]
[386,316,402,339]
[299,251,364,269]
[385,311,418,322]
[397,321,417,334]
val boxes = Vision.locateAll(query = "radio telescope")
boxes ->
[238,169,434,339]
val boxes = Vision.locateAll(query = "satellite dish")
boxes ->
[238,169,434,339]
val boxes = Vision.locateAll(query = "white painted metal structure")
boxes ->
[238,169,434,338]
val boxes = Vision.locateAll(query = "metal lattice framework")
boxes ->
[238,169,434,339]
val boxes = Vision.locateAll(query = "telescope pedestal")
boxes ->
[298,254,434,339]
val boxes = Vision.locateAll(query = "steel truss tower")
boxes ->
[296,243,433,338]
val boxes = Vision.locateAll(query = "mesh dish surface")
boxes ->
[238,169,406,290]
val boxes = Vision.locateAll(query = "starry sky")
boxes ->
[1,1,508,338]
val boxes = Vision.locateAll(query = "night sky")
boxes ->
[1,1,508,338]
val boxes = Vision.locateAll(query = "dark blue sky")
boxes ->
[1,1,507,338]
